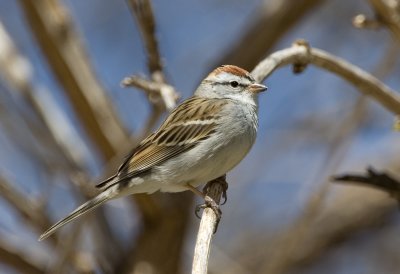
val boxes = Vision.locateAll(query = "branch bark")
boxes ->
[251,40,400,115]
[121,75,178,112]
[192,176,226,274]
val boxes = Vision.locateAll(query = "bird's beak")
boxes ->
[248,83,268,93]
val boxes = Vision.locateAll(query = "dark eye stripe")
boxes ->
[216,81,247,88]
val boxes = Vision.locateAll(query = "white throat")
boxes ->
[224,92,258,108]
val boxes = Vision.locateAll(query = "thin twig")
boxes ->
[128,0,163,74]
[126,0,179,113]
[333,167,400,200]
[352,14,383,29]
[121,75,178,111]
[369,0,400,42]
[192,176,226,274]
[251,39,400,115]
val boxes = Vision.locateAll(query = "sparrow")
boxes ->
[39,65,267,241]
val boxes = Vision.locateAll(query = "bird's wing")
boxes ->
[96,97,228,189]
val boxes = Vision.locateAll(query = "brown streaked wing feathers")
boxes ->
[96,97,226,188]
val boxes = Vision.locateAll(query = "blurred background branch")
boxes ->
[0,238,44,274]
[369,0,400,42]
[252,40,400,115]
[18,0,128,161]
[333,167,400,201]
[216,0,325,70]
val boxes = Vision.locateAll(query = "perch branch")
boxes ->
[251,39,400,115]
[192,176,226,274]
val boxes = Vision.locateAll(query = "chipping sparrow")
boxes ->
[39,65,267,240]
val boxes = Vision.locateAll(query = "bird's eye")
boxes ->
[230,81,239,88]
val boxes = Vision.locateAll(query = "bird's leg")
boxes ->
[186,184,213,219]
[186,182,224,219]
[186,184,206,199]
[186,184,218,219]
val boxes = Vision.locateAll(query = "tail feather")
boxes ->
[95,174,118,190]
[39,192,110,241]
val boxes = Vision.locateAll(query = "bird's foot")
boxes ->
[202,176,228,205]
[195,196,222,219]
[195,196,222,233]
[193,175,228,233]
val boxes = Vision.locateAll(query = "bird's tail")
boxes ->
[39,190,111,241]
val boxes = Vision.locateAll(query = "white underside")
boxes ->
[116,99,258,196]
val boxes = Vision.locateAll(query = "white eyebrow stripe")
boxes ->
[210,72,253,85]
